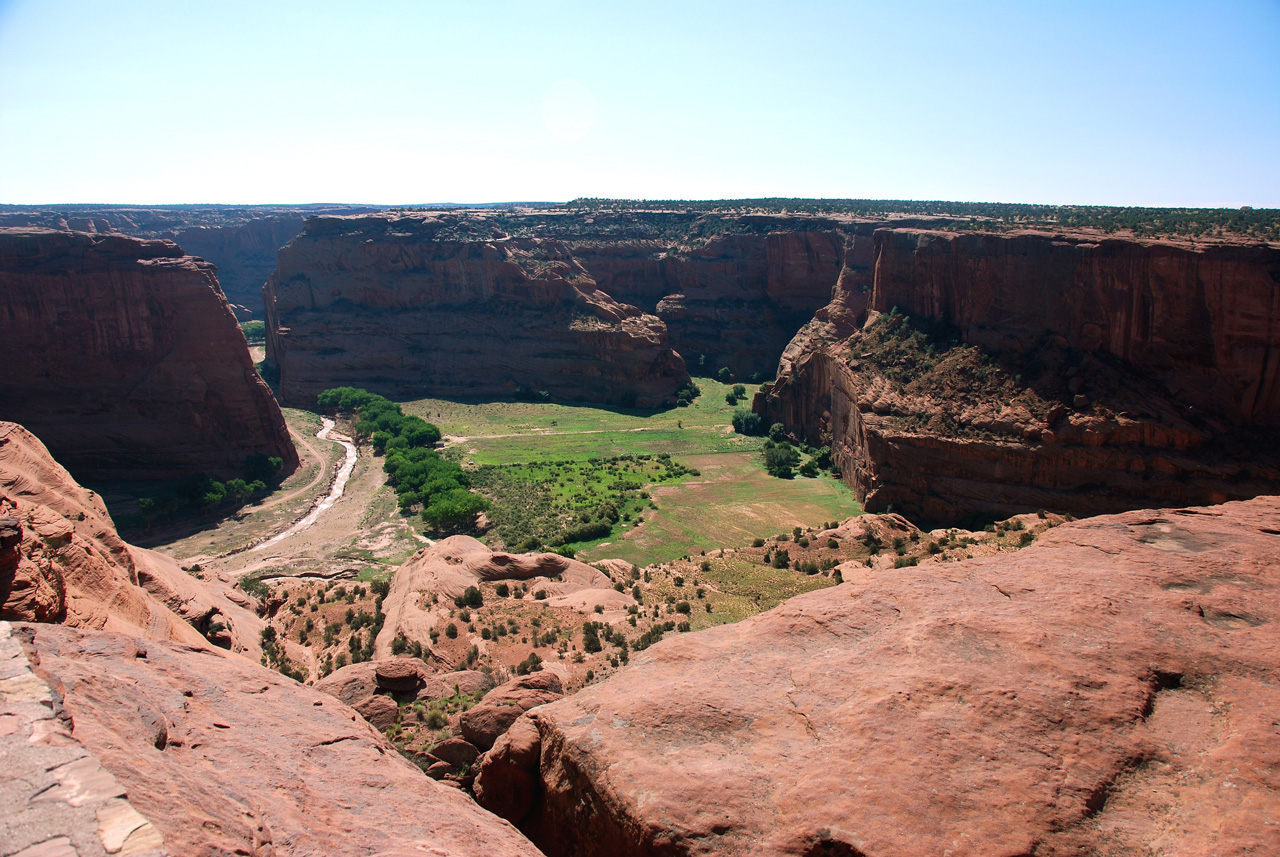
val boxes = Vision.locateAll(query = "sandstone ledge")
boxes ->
[492,497,1280,857]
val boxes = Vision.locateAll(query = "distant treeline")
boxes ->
[563,198,1280,242]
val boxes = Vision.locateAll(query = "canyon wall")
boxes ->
[761,229,1280,524]
[0,204,375,312]
[478,496,1280,857]
[264,213,691,408]
[0,228,298,483]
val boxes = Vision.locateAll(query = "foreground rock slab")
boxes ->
[492,497,1280,857]
[19,622,542,857]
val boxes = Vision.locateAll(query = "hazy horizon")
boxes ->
[2,0,1277,208]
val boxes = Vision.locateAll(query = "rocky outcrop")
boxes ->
[477,496,1280,857]
[762,229,1280,524]
[19,621,542,857]
[375,535,628,657]
[264,213,691,408]
[460,671,563,751]
[0,228,298,482]
[0,422,256,651]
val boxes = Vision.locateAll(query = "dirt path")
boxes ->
[253,419,357,551]
[253,424,333,512]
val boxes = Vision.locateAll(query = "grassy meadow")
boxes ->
[401,376,863,567]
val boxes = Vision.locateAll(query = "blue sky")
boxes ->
[1,0,1276,206]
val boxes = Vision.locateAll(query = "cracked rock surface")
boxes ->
[0,620,165,857]
[15,621,541,857]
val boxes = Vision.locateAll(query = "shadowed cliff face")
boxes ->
[264,213,692,408]
[761,228,1280,524]
[0,228,298,482]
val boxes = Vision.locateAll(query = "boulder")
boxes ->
[430,737,480,769]
[352,694,399,732]
[474,715,545,824]
[375,658,424,692]
[460,671,563,751]
[511,497,1280,857]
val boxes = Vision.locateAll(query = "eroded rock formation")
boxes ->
[0,422,256,650]
[476,496,1280,857]
[18,621,542,857]
[264,214,691,408]
[761,229,1280,523]
[0,228,298,482]
[375,535,631,658]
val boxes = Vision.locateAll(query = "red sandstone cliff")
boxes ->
[264,213,691,408]
[0,228,298,482]
[762,229,1280,523]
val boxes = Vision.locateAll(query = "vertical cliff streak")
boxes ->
[0,228,298,483]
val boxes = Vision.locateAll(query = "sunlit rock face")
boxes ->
[760,228,1280,524]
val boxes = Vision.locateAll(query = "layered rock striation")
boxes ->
[761,229,1280,523]
[477,496,1280,857]
[264,213,691,408]
[0,228,298,482]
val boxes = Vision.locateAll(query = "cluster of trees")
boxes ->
[470,454,695,552]
[733,418,833,479]
[318,387,487,533]
[239,320,266,344]
[136,453,286,527]
[317,387,442,453]
[383,447,488,532]
[724,384,748,406]
[673,380,702,407]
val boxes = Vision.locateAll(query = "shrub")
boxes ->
[515,652,543,675]
[771,549,790,569]
[894,556,919,568]
[444,623,458,639]
[731,409,764,436]
[752,538,765,548]
[675,601,691,615]
[495,583,510,598]
[454,587,483,609]
[827,538,839,549]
